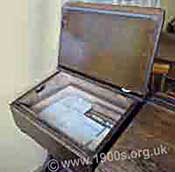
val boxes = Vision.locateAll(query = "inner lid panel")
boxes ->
[59,3,163,95]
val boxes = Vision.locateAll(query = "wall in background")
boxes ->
[0,0,61,171]
[28,0,61,82]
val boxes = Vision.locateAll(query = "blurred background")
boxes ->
[0,0,174,171]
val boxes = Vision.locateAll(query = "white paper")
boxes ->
[39,95,111,149]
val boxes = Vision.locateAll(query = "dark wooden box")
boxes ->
[10,2,168,172]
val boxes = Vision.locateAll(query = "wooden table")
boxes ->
[95,101,175,172]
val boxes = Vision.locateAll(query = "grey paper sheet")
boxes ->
[39,94,112,150]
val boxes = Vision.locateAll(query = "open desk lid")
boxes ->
[58,2,164,95]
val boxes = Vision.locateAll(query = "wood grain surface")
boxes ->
[95,102,175,172]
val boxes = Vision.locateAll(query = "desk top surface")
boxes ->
[96,102,175,172]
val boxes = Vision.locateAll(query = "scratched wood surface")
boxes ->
[95,102,175,172]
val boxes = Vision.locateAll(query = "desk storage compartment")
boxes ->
[11,70,137,171]
[10,2,164,172]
